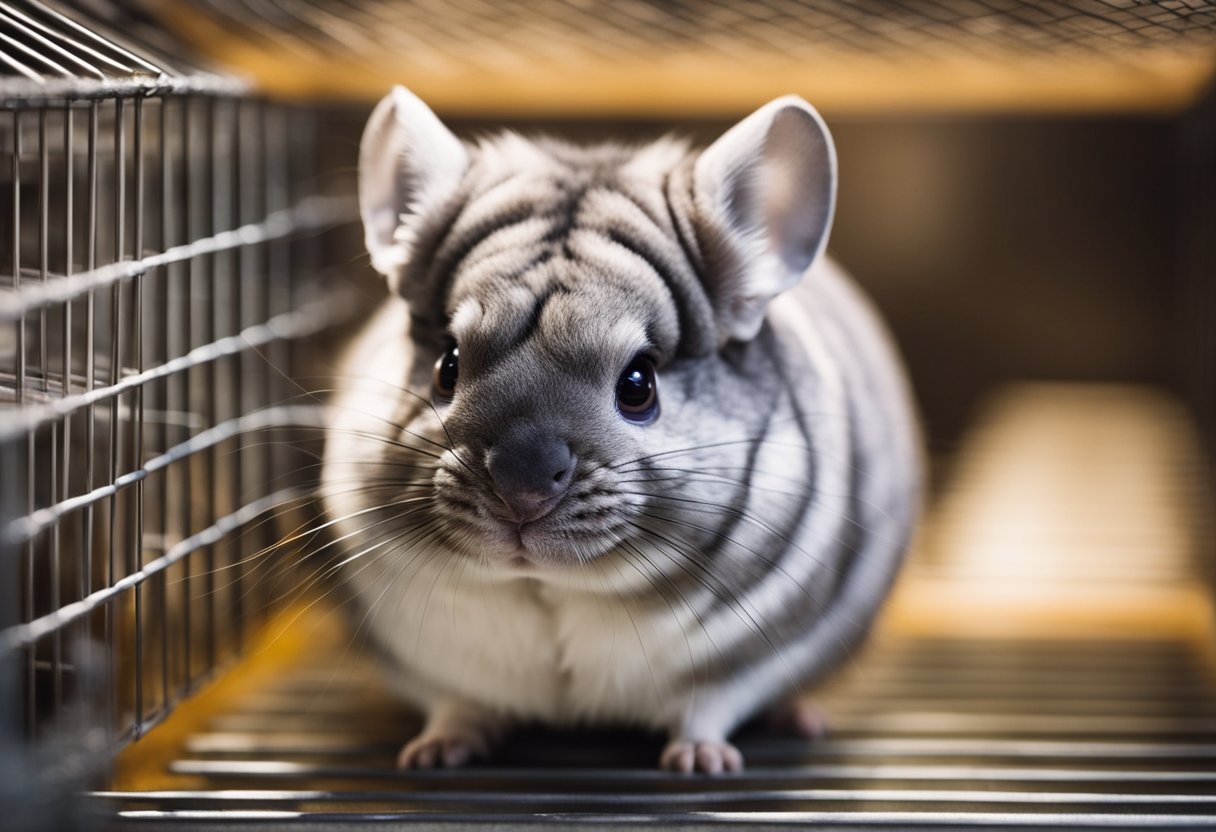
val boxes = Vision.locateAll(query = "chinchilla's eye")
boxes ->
[616,355,659,424]
[433,344,459,399]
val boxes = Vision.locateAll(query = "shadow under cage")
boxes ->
[1,0,1216,830]
[0,1,359,822]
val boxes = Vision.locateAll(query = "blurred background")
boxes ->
[1,1,1214,828]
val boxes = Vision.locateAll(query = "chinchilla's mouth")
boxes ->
[433,489,628,566]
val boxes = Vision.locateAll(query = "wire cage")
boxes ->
[0,2,358,821]
[2,1,1216,830]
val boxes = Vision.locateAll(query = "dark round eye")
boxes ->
[433,344,459,399]
[616,355,659,424]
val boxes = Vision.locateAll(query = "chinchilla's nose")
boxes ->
[486,425,576,523]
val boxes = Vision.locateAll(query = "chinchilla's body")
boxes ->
[321,87,921,772]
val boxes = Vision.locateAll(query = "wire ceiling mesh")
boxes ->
[0,0,241,101]
[177,0,1216,63]
[133,0,1216,115]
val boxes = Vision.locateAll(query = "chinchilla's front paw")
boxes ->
[396,730,490,769]
[659,738,744,774]
[395,699,506,769]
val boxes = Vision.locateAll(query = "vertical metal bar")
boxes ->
[108,95,124,601]
[83,101,97,605]
[59,103,73,709]
[157,95,171,713]
[63,105,74,389]
[82,103,98,729]
[105,95,125,742]
[131,96,146,736]
[208,96,243,653]
[265,103,290,617]
[240,99,268,624]
[11,114,22,400]
[288,106,316,398]
[285,107,316,592]
[12,109,33,738]
[227,97,244,652]
[202,96,216,674]
[0,437,23,750]
[209,96,228,656]
[38,110,47,394]
[179,95,193,689]
[40,106,64,712]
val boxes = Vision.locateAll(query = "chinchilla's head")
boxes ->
[339,86,836,575]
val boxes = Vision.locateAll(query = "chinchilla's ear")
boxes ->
[359,85,468,293]
[694,95,836,342]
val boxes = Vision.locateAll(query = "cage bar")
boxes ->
[0,0,360,810]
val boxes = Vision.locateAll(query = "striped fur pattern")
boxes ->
[321,87,921,772]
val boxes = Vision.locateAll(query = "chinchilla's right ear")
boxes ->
[694,95,836,343]
[359,86,468,293]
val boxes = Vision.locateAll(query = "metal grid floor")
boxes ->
[94,632,1216,829]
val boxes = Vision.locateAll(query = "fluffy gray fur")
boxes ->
[321,86,921,773]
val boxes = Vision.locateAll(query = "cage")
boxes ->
[2,1,1215,829]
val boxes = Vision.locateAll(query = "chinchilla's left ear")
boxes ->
[694,95,837,342]
[359,85,468,294]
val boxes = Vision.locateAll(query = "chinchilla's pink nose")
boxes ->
[486,426,575,522]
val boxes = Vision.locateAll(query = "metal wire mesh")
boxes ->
[0,1,359,805]
[0,0,239,101]
[180,0,1216,62]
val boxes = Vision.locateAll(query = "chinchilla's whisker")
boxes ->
[617,470,808,502]
[641,499,899,596]
[414,391,477,477]
[216,497,439,599]
[632,506,823,578]
[632,524,808,689]
[242,362,460,459]
[264,452,440,478]
[381,528,459,654]
[259,527,433,657]
[316,424,448,461]
[602,549,667,703]
[217,437,326,463]
[610,435,815,470]
[411,530,473,654]
[633,512,892,675]
[305,477,435,492]
[616,540,711,679]
[295,513,444,606]
[625,523,782,659]
[635,476,907,545]
[193,495,440,594]
[341,520,449,651]
[197,501,441,617]
[623,494,836,577]
[276,494,438,550]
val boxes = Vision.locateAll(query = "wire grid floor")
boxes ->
[94,631,1216,829]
